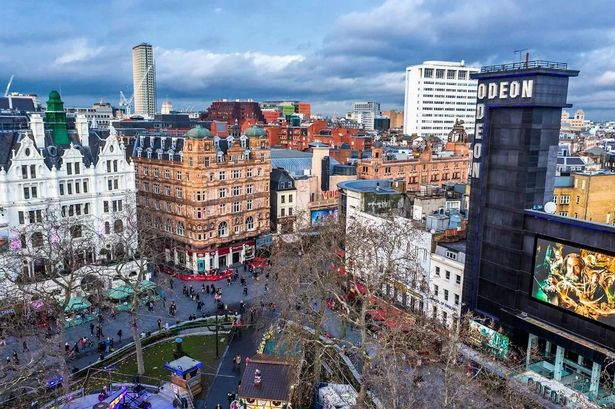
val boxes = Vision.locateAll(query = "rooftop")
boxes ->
[438,240,467,254]
[479,60,568,74]
[238,356,295,402]
[337,179,399,194]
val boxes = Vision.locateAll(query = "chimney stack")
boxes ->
[76,114,89,147]
[30,114,45,147]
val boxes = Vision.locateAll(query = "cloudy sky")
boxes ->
[2,0,615,119]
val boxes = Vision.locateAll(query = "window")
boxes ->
[176,222,184,236]
[75,162,81,175]
[83,180,89,193]
[164,186,171,196]
[154,184,161,194]
[232,186,241,196]
[31,232,43,248]
[164,169,171,179]
[246,184,253,194]
[104,201,109,213]
[458,70,467,80]
[454,294,460,306]
[442,311,448,324]
[444,289,449,301]
[219,171,226,180]
[424,68,433,78]
[232,170,241,179]
[106,161,112,173]
[289,208,293,216]
[576,196,580,204]
[281,208,285,217]
[59,183,65,195]
[281,195,285,204]
[247,199,253,210]
[104,222,111,235]
[176,187,183,198]
[218,222,228,237]
[219,188,226,198]
[21,165,28,179]
[247,168,253,178]
[114,219,124,233]
[234,225,241,234]
[435,266,440,276]
[456,275,461,285]
[246,216,254,230]
[257,168,262,176]
[434,285,439,297]
[153,168,160,177]
[288,194,293,203]
[67,162,73,175]
[232,202,241,213]
[436,69,445,79]
[75,182,80,194]
[445,251,457,260]
[18,211,25,224]
[447,70,456,79]
[445,270,450,280]
[176,171,182,180]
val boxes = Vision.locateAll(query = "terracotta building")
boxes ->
[554,170,615,224]
[266,119,371,152]
[356,121,470,191]
[204,101,266,125]
[132,125,271,278]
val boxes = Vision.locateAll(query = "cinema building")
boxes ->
[463,60,615,407]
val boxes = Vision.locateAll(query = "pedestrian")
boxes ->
[182,285,187,295]
[243,286,248,296]
[227,392,233,405]
[227,277,231,286]
[162,296,167,308]
[65,342,70,353]
[201,283,206,293]
[240,277,245,287]
[73,342,79,354]
[22,340,28,352]
[206,284,210,294]
[99,352,105,361]
[189,285,194,295]
[169,278,174,290]
[196,293,200,302]
[5,356,10,364]
[117,329,123,342]
[240,300,245,313]
[90,322,95,335]
[215,404,222,409]
[211,284,216,294]
[157,318,162,331]
[264,283,269,292]
[243,262,247,273]
[250,309,255,324]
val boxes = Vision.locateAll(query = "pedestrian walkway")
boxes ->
[197,326,262,409]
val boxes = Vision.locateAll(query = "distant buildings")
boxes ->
[429,241,465,327]
[161,100,173,115]
[561,109,586,130]
[132,43,157,117]
[260,101,311,122]
[66,100,114,129]
[131,124,271,276]
[204,100,265,125]
[382,110,404,129]
[356,120,470,191]
[554,170,615,223]
[403,60,479,139]
[349,101,381,131]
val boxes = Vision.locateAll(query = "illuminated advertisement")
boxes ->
[311,208,337,225]
[531,237,615,327]
[468,320,509,358]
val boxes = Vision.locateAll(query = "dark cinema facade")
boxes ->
[463,60,615,406]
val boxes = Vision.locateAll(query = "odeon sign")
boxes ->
[471,79,534,179]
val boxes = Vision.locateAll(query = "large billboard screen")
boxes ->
[531,237,615,327]
[311,208,337,225]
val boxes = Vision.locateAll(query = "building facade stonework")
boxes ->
[132,125,271,275]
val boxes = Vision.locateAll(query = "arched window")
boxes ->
[31,232,44,247]
[218,221,228,237]
[114,243,125,259]
[114,219,124,233]
[104,221,111,235]
[246,216,254,231]
[176,222,184,236]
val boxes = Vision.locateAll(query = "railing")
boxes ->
[480,60,568,73]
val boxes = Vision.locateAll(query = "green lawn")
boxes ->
[84,334,226,396]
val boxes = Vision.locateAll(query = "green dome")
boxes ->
[186,125,212,139]
[48,90,61,101]
[245,125,267,138]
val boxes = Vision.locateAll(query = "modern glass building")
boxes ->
[463,60,615,406]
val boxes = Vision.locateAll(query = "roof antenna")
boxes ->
[514,49,528,63]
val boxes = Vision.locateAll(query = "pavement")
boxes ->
[0,264,268,373]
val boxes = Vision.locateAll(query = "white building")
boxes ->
[403,60,479,139]
[428,241,466,328]
[0,113,136,282]
[351,101,381,131]
[66,101,114,129]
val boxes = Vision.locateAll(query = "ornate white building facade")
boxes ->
[0,113,136,282]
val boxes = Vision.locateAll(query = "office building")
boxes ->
[403,61,479,139]
[132,43,157,117]
[554,170,615,223]
[66,100,114,129]
[463,60,615,405]
[383,110,404,129]
[131,125,271,277]
[350,101,380,131]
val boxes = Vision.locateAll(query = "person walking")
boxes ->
[90,322,95,336]
[169,278,174,290]
[227,392,234,405]
[227,277,231,286]
[117,329,123,342]
[157,318,162,331]
[211,284,216,294]
[243,286,248,296]
[22,341,29,352]
[206,284,210,294]
[215,404,222,409]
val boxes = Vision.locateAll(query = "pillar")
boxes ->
[590,362,601,396]
[577,355,584,374]
[545,341,552,357]
[554,346,564,381]
[526,334,537,369]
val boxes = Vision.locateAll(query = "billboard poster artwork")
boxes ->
[531,237,615,327]
[310,208,337,225]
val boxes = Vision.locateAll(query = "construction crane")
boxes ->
[119,65,152,116]
[4,75,14,110]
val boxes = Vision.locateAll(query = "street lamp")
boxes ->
[215,310,219,359]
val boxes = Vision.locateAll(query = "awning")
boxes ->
[106,286,134,300]
[65,297,91,312]
[138,280,157,292]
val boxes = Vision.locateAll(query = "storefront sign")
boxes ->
[477,80,534,101]
[527,377,569,405]
[468,320,510,358]
[322,190,339,200]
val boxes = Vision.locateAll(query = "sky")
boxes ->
[2,0,615,120]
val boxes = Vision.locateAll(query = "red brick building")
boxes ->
[204,101,266,124]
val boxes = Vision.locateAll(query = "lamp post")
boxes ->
[215,311,219,359]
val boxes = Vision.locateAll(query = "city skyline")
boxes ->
[1,0,615,119]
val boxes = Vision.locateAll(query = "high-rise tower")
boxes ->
[132,43,156,117]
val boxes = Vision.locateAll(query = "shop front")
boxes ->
[519,333,611,408]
